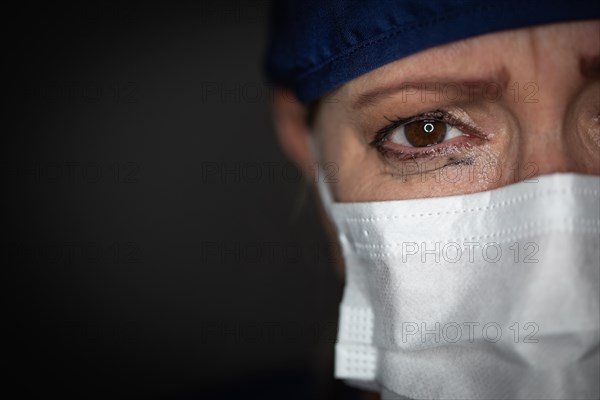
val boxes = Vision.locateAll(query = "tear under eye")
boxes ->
[390,120,463,147]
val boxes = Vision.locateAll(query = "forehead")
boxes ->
[329,21,600,105]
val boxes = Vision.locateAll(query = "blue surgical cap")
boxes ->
[264,0,600,104]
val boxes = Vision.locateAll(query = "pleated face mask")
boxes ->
[312,140,600,399]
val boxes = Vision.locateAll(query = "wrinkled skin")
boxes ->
[274,21,600,203]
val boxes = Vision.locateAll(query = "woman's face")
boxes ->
[311,21,600,202]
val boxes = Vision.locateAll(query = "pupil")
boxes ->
[403,120,447,147]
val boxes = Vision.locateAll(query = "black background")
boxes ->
[4,1,359,399]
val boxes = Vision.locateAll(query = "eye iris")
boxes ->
[405,120,447,147]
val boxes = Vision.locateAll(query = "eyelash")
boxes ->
[369,109,485,161]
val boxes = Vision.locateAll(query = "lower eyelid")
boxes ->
[376,134,485,162]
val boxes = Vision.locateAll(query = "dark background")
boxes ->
[4,1,359,399]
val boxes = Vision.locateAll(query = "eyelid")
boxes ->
[370,109,483,148]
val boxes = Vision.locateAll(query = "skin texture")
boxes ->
[273,21,600,203]
[272,21,599,400]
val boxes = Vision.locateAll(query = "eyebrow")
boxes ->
[353,66,511,110]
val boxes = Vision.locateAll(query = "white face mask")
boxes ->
[313,150,600,399]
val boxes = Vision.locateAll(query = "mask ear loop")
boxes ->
[307,133,336,219]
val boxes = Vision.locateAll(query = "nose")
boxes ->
[515,101,575,179]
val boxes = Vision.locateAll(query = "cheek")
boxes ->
[582,87,600,148]
[315,118,376,201]
[590,117,600,148]
[362,130,517,201]
[372,146,505,200]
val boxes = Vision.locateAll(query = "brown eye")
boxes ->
[404,120,447,147]
[386,117,464,148]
